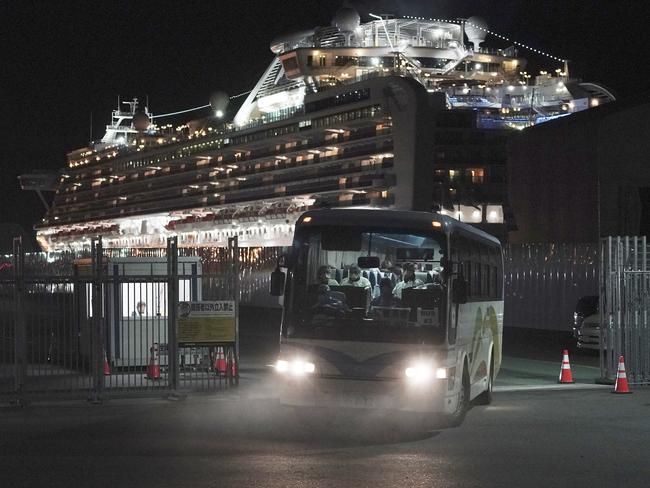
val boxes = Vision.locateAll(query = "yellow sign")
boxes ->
[178,301,236,344]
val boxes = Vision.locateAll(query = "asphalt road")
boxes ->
[2,362,649,488]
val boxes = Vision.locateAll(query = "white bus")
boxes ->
[270,209,503,425]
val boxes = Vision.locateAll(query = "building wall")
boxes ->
[507,111,600,244]
[596,102,650,237]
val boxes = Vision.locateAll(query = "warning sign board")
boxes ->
[178,301,236,345]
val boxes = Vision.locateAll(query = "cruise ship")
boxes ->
[30,9,615,251]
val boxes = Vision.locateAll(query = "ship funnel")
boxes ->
[333,7,360,45]
[333,7,360,32]
[133,112,150,132]
[465,16,488,51]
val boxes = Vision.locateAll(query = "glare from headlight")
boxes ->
[405,364,433,382]
[276,359,315,375]
[276,360,289,372]
[291,360,315,375]
[303,361,316,373]
[435,367,447,379]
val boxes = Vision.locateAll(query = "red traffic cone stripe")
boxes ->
[558,349,575,384]
[146,343,161,380]
[613,356,633,394]
[214,346,227,375]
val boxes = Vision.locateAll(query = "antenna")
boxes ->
[89,112,93,142]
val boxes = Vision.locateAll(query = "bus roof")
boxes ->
[296,209,501,246]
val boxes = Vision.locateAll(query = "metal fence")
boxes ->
[504,243,599,330]
[600,236,650,385]
[0,236,240,404]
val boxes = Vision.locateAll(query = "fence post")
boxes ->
[166,237,179,392]
[12,237,26,405]
[90,237,104,403]
[228,236,239,386]
[598,237,609,383]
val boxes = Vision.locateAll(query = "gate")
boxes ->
[0,236,240,404]
[600,236,650,385]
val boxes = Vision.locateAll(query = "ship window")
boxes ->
[319,55,327,67]
[282,56,299,71]
[307,55,313,66]
[467,168,485,183]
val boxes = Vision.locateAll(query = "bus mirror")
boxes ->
[358,256,380,268]
[452,277,468,304]
[270,268,286,296]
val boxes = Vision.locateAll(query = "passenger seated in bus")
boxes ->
[316,265,339,286]
[390,264,403,283]
[392,263,424,300]
[311,284,350,317]
[341,264,371,288]
[371,277,396,307]
[431,266,444,286]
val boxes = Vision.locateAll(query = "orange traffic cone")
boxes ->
[214,346,227,375]
[613,356,633,394]
[558,349,575,384]
[229,348,238,378]
[103,350,111,376]
[146,343,161,380]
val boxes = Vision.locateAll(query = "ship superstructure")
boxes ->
[32,9,615,251]
[236,12,614,129]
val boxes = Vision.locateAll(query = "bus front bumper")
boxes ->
[277,375,455,414]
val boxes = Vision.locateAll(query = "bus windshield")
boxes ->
[285,225,448,344]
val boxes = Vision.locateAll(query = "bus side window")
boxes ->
[451,232,471,300]
[482,263,490,299]
[490,246,499,300]
[496,246,504,300]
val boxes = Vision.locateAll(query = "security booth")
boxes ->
[74,256,202,368]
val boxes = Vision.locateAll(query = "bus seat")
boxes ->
[415,271,429,283]
[368,272,376,287]
[334,268,342,283]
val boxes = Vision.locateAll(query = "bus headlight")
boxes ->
[405,364,432,382]
[405,364,447,382]
[276,360,290,373]
[276,359,315,375]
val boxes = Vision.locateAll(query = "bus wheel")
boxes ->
[474,351,494,406]
[445,364,469,428]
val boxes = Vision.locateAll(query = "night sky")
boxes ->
[2,0,648,233]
